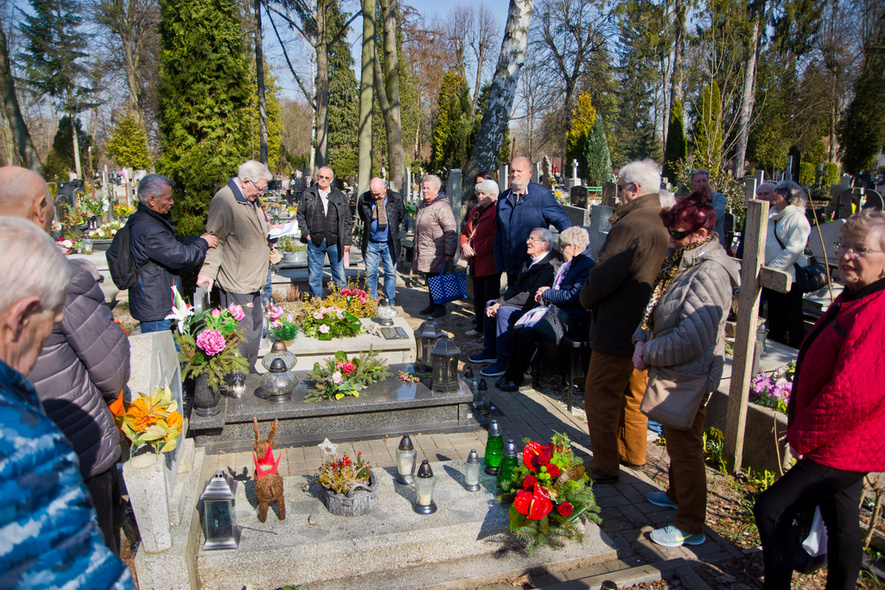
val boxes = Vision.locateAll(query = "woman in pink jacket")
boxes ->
[754,210,885,589]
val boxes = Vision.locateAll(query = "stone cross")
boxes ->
[532,161,541,184]
[724,199,792,473]
[572,159,579,181]
[498,163,509,192]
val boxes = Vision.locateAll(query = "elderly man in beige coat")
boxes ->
[198,160,273,371]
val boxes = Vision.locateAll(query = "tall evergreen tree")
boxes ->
[565,93,595,181]
[326,3,359,179]
[51,115,94,175]
[18,0,94,178]
[663,97,686,181]
[430,71,471,176]
[585,114,611,186]
[106,112,151,170]
[692,82,723,175]
[156,0,251,236]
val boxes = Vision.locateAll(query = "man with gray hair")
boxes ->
[0,217,134,589]
[690,169,727,247]
[198,160,274,371]
[130,174,217,333]
[579,159,670,484]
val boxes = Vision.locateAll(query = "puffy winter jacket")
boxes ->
[459,203,497,277]
[0,359,135,589]
[787,278,885,472]
[632,239,741,392]
[764,204,811,282]
[29,260,130,480]
[129,204,209,322]
[412,195,458,273]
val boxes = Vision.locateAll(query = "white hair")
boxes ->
[238,160,273,182]
[475,179,500,196]
[532,227,555,251]
[559,226,590,251]
[0,216,71,313]
[137,174,174,205]
[620,159,662,195]
[422,175,442,193]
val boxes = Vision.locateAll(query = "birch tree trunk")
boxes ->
[464,0,533,195]
[255,0,268,165]
[669,0,686,115]
[734,0,765,179]
[0,25,41,173]
[72,112,83,179]
[379,0,404,193]
[358,0,376,196]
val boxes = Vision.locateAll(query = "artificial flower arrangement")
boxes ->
[305,349,390,402]
[397,370,431,384]
[116,386,183,454]
[114,204,135,218]
[303,280,378,320]
[56,237,82,255]
[498,432,601,552]
[317,452,372,494]
[166,286,250,390]
[265,301,300,341]
[750,361,796,415]
[88,221,124,240]
[301,305,362,339]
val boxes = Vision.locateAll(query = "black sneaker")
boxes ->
[431,304,447,318]
[418,304,437,315]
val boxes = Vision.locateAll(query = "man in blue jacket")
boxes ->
[494,156,572,286]
[0,216,134,589]
[130,174,217,333]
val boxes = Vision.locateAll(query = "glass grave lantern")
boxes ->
[376,296,396,326]
[475,378,490,414]
[497,439,519,487]
[484,419,503,475]
[262,339,297,372]
[395,434,417,484]
[413,318,444,371]
[431,337,461,394]
[259,357,297,404]
[414,459,438,515]
[464,449,482,492]
[200,470,241,550]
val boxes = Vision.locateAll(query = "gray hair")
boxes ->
[620,159,662,195]
[531,227,555,252]
[774,180,807,207]
[559,226,589,251]
[0,216,71,313]
[690,169,709,182]
[842,209,885,252]
[238,160,273,183]
[422,175,442,193]
[475,179,500,197]
[137,174,174,205]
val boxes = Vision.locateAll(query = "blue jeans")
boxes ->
[307,238,345,297]
[364,240,397,303]
[140,319,171,333]
[480,303,524,365]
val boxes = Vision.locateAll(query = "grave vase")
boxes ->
[320,473,378,517]
[122,448,172,553]
[194,374,222,417]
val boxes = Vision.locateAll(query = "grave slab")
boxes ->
[196,460,616,590]
[190,366,478,453]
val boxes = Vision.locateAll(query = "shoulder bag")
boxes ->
[640,366,709,430]
[773,221,829,293]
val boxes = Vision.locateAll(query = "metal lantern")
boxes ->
[258,357,297,404]
[376,296,396,326]
[200,470,240,550]
[414,459,438,515]
[413,318,444,370]
[464,449,482,492]
[475,378,490,414]
[431,337,461,393]
[262,339,297,372]
[395,434,417,484]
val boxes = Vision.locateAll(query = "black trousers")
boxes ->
[218,289,262,372]
[754,458,866,590]
[763,284,805,349]
[471,273,501,332]
[85,467,121,557]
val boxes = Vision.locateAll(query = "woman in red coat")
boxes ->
[460,179,500,336]
[754,210,885,589]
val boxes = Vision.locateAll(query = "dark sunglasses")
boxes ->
[668,228,693,240]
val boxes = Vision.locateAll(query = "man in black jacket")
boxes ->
[129,174,217,333]
[297,166,354,297]
[357,177,404,304]
[468,228,559,377]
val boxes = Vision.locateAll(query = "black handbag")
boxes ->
[773,222,829,293]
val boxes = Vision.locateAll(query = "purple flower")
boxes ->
[196,329,226,356]
[227,304,245,321]
[210,309,222,317]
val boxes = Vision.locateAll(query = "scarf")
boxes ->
[640,235,714,332]
[372,197,388,230]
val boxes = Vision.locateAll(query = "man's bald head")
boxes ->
[0,166,55,232]
[369,178,387,198]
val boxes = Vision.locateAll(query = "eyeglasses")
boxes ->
[834,242,884,257]
[527,237,545,243]
[246,179,266,194]
[617,182,635,193]
[668,228,693,240]
[317,174,333,180]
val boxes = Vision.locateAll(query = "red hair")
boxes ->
[660,189,716,233]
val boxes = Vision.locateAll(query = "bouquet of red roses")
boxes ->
[498,432,601,552]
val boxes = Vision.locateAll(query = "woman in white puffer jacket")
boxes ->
[761,180,811,348]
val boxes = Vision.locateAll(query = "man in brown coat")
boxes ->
[580,159,670,484]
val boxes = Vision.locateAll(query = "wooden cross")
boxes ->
[724,199,792,473]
